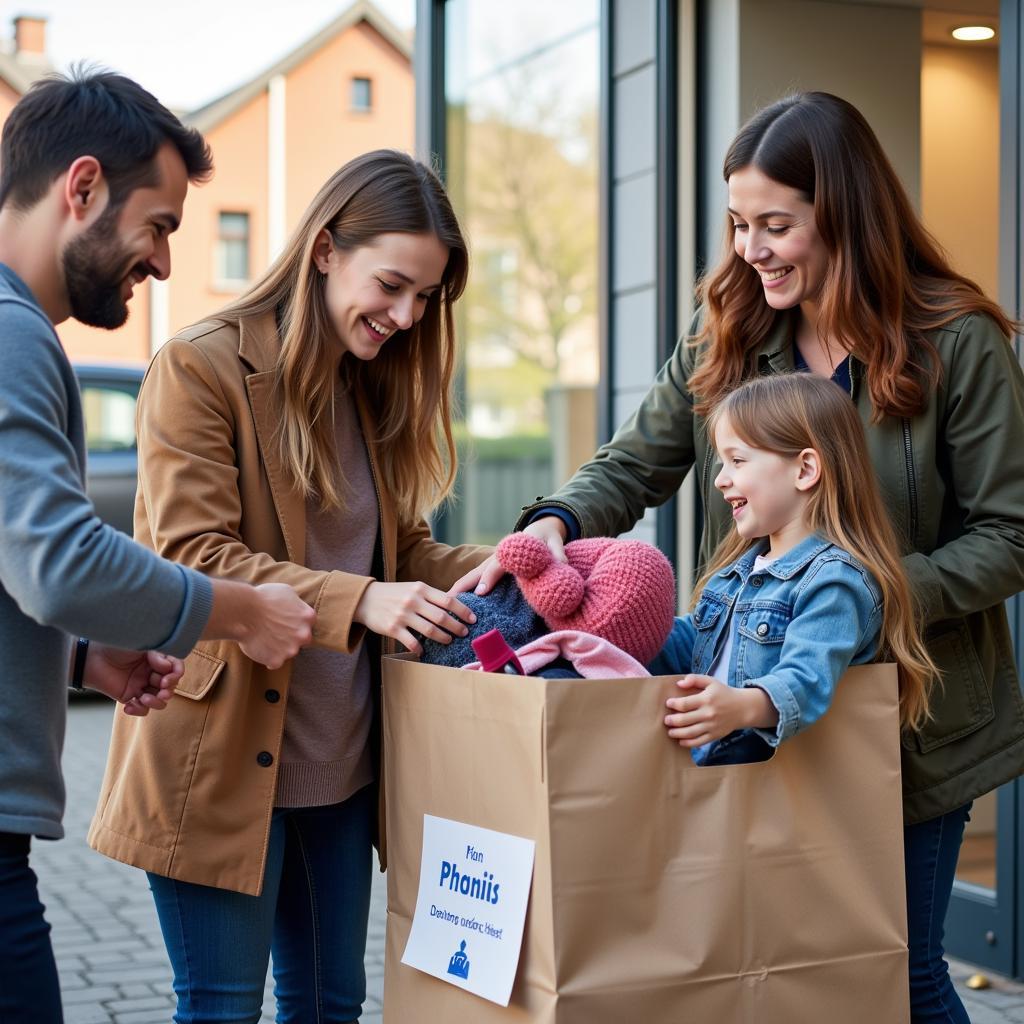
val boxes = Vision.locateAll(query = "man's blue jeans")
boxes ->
[148,783,374,1024]
[905,803,972,1023]
[0,832,63,1024]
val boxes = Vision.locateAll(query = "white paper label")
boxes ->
[401,814,536,1006]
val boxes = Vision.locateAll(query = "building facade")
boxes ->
[417,0,1024,978]
[43,1,414,363]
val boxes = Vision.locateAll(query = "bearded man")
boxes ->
[0,69,316,1023]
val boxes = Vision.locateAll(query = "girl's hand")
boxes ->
[447,516,569,597]
[354,581,477,656]
[664,675,778,747]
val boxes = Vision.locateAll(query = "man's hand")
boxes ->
[664,675,778,747]
[238,583,316,669]
[84,644,184,716]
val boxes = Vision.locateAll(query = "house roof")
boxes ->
[0,43,53,96]
[187,0,411,134]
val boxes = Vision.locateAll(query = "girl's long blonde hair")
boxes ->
[695,374,936,731]
[216,150,467,522]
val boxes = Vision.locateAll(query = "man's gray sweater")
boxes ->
[0,264,212,839]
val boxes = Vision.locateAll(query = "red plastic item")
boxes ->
[470,628,525,675]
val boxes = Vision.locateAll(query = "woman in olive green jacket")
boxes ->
[458,93,1024,1022]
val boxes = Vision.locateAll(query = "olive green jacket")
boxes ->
[517,310,1024,824]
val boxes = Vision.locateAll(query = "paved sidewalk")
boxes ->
[30,700,1024,1022]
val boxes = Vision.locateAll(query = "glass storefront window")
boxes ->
[444,0,600,544]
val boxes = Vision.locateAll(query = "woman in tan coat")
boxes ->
[89,150,491,1024]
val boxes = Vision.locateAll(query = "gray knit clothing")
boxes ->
[420,575,544,668]
[275,386,379,808]
[0,264,213,839]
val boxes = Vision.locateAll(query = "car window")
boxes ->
[80,383,138,454]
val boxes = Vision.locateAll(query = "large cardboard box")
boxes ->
[383,658,908,1023]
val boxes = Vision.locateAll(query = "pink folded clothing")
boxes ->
[463,630,650,679]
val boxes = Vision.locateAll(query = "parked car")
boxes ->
[73,363,145,536]
[68,364,144,701]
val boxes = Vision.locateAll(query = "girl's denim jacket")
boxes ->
[648,534,883,763]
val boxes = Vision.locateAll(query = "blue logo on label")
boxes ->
[447,939,470,980]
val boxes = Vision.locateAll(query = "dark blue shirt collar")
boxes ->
[793,342,852,394]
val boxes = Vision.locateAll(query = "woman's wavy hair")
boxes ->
[216,149,466,522]
[695,374,936,731]
[690,92,1014,420]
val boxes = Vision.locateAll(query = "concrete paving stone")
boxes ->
[112,1009,176,1024]
[63,1002,118,1024]
[127,950,173,967]
[55,955,88,972]
[49,928,100,947]
[87,965,172,986]
[85,951,137,967]
[54,938,140,956]
[60,985,119,1004]
[961,1001,1023,1024]
[116,983,162,1000]
[105,995,174,1013]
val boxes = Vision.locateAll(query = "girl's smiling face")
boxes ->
[313,230,449,360]
[727,165,830,313]
[713,412,820,557]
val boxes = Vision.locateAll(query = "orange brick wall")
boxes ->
[168,90,271,336]
[284,22,415,231]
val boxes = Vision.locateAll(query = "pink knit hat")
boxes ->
[494,534,677,665]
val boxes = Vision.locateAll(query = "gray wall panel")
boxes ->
[612,289,657,391]
[613,389,647,429]
[613,173,656,292]
[613,66,657,180]
[620,508,659,543]
[613,0,655,76]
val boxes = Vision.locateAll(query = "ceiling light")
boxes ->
[951,25,996,41]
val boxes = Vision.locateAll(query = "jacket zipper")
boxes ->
[901,418,918,547]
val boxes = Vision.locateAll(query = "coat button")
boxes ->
[264,689,280,704]
[257,751,274,768]
[756,623,769,637]
[750,576,763,588]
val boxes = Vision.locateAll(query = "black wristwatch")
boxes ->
[70,637,89,692]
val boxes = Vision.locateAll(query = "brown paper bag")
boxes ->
[382,658,908,1023]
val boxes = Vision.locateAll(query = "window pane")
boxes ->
[352,76,372,111]
[444,0,600,544]
[80,386,137,453]
[217,211,250,282]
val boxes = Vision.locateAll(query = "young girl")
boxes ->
[88,150,491,1024]
[650,373,935,766]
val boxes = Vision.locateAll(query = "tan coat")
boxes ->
[87,314,491,895]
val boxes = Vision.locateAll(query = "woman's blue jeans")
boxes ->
[905,803,972,1023]
[148,783,374,1024]
[0,832,63,1024]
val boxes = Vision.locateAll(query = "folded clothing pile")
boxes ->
[420,533,676,678]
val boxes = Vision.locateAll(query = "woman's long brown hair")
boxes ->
[695,374,936,732]
[216,150,467,523]
[690,92,1014,421]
